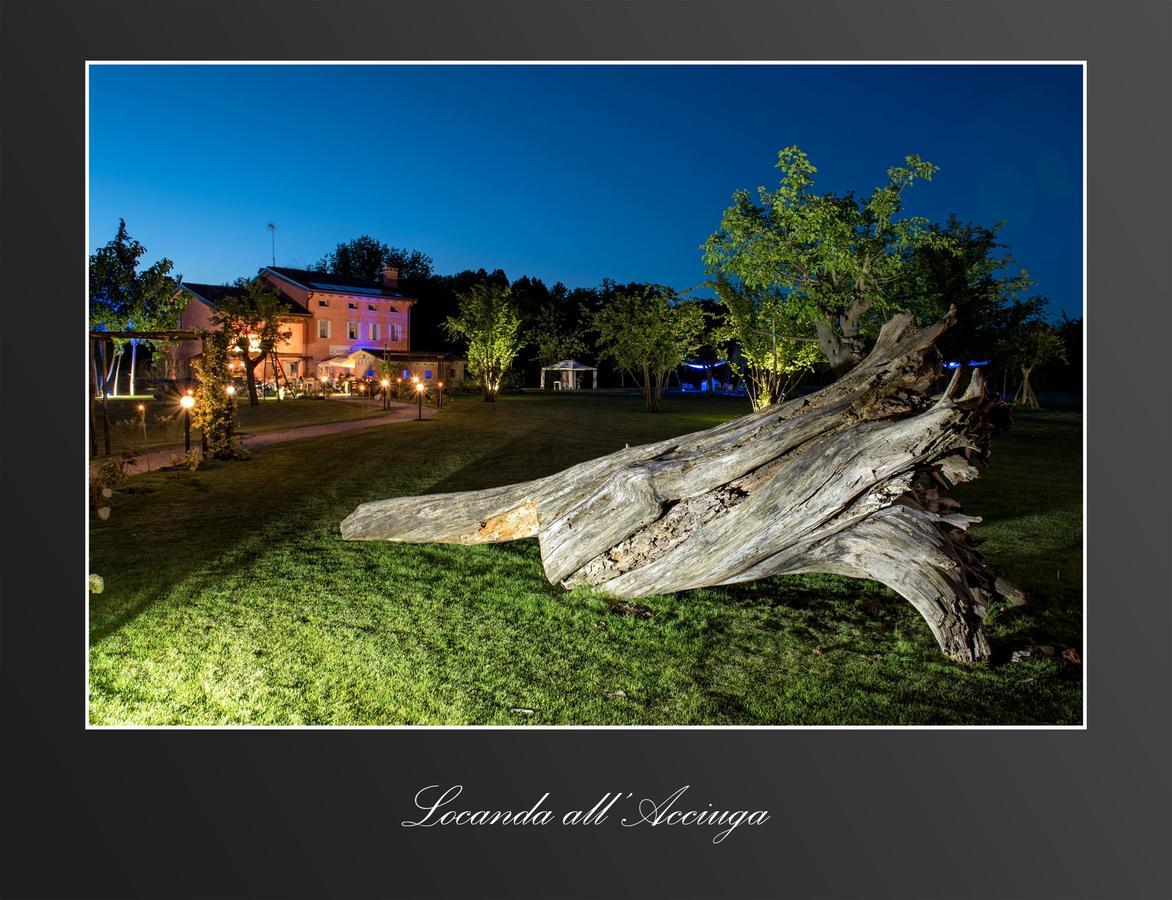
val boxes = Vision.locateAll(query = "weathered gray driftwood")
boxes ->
[341,312,1022,661]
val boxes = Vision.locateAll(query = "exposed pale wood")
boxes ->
[341,311,1020,662]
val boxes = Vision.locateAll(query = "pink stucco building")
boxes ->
[176,265,464,388]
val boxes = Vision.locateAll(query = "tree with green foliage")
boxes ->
[208,278,293,407]
[902,215,1041,364]
[190,331,242,458]
[89,219,183,395]
[710,277,822,410]
[594,285,706,412]
[702,146,948,378]
[445,281,524,401]
[1006,318,1067,409]
[529,301,589,372]
[315,235,434,282]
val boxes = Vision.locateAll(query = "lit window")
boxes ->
[425,370,432,379]
[347,321,358,340]
[318,319,330,339]
[369,322,379,340]
[289,361,299,376]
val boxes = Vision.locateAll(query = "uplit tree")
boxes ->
[702,146,949,378]
[594,285,706,413]
[710,277,822,410]
[208,278,293,407]
[190,331,242,458]
[89,219,183,395]
[445,281,524,401]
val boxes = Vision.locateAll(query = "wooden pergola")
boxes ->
[89,329,203,457]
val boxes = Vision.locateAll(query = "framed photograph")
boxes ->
[2,2,1169,898]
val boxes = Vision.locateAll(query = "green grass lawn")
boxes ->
[96,394,403,453]
[88,391,1083,726]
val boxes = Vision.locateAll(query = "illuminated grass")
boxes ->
[88,392,1083,725]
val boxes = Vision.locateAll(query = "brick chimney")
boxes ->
[381,265,399,291]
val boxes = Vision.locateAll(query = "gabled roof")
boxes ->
[180,282,312,317]
[544,359,597,370]
[264,266,411,301]
[320,348,464,369]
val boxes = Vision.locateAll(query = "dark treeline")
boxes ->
[314,234,665,389]
[314,231,1083,405]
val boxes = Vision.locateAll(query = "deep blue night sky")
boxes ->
[89,64,1083,317]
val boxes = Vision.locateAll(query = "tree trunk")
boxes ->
[110,350,124,397]
[814,319,865,379]
[342,311,1022,662]
[243,355,262,406]
[641,363,654,412]
[89,343,99,458]
[97,338,113,455]
[128,338,138,396]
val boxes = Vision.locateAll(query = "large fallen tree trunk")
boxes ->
[341,311,1023,662]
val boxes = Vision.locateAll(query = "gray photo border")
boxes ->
[3,2,1170,898]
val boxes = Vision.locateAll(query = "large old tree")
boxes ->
[342,310,1022,662]
[702,147,949,378]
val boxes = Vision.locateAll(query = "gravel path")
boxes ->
[97,402,438,477]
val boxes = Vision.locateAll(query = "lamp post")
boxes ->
[136,402,151,470]
[180,392,195,453]
[437,381,443,410]
[416,381,425,420]
[381,378,390,411]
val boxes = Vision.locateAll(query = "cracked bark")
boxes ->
[341,310,1021,662]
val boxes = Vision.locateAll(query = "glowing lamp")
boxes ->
[416,382,425,392]
[180,395,195,409]
[381,379,389,387]
[136,403,145,413]
[226,385,236,395]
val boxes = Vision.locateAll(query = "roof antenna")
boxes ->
[266,222,277,266]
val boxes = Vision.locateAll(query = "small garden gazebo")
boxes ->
[540,359,597,390]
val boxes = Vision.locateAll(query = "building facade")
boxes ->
[177,265,464,389]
